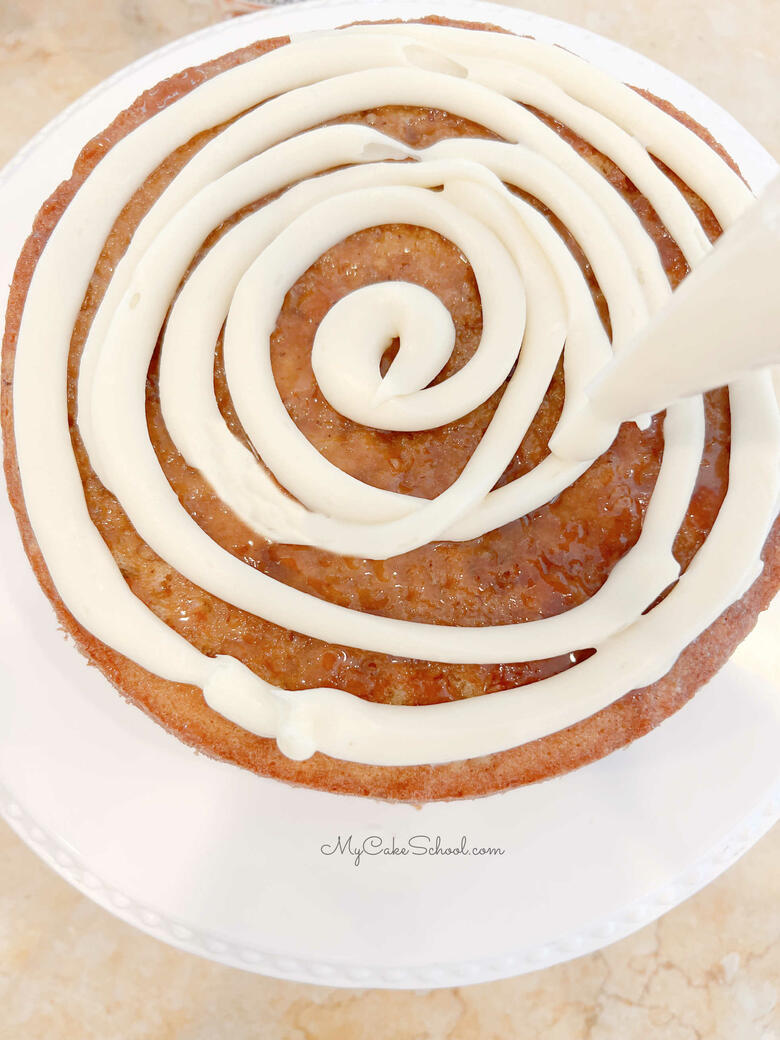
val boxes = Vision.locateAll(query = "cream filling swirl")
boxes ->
[11,24,780,766]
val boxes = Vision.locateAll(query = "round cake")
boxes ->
[2,16,779,801]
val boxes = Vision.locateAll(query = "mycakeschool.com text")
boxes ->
[320,834,507,867]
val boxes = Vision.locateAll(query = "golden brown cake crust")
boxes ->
[3,17,779,801]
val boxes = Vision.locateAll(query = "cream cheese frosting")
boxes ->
[11,22,780,766]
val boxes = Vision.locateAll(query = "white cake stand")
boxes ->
[0,0,778,989]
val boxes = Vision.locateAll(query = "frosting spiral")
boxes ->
[11,22,780,766]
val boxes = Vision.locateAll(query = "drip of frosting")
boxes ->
[11,23,780,766]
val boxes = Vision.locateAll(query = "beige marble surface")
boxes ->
[0,0,778,1037]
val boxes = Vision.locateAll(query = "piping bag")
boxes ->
[550,174,780,462]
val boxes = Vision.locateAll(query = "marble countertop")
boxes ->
[0,1,778,1037]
